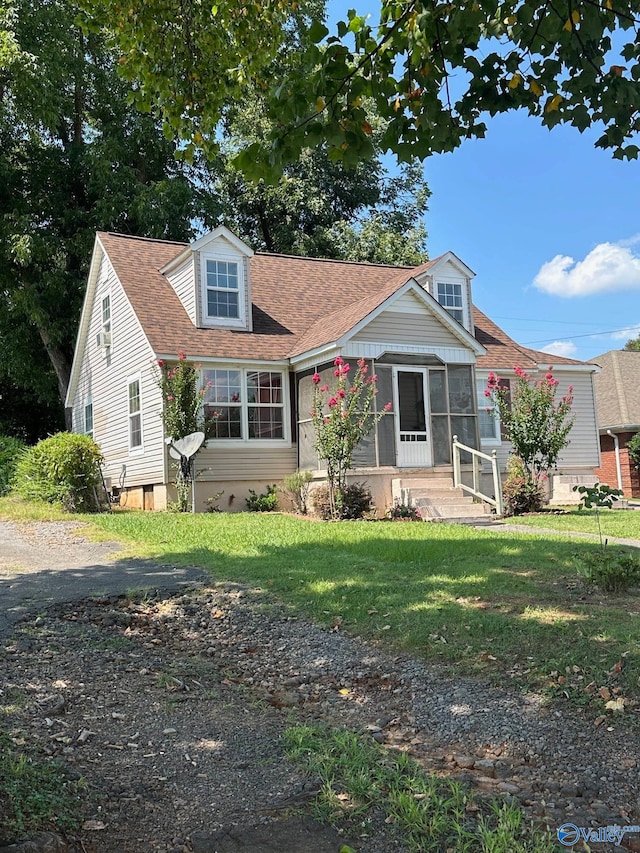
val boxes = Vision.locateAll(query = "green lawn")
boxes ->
[508,507,640,540]
[82,509,640,711]
[2,498,639,714]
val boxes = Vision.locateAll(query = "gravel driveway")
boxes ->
[1,520,640,853]
[0,520,206,637]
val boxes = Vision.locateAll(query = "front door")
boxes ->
[394,367,431,467]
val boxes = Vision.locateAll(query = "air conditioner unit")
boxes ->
[96,331,111,348]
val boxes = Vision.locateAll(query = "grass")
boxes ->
[1,498,639,711]
[512,507,640,540]
[285,725,559,852]
[0,730,87,841]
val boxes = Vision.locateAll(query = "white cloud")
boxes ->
[611,324,640,341]
[533,240,640,297]
[540,340,578,358]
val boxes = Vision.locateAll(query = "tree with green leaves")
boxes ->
[0,0,207,422]
[211,106,430,264]
[85,0,640,173]
[202,1,430,264]
[623,335,640,351]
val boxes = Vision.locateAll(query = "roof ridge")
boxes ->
[99,231,187,248]
[254,251,412,270]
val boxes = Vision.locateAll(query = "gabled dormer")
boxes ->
[160,225,254,332]
[412,252,476,335]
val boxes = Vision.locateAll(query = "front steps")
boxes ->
[392,477,492,523]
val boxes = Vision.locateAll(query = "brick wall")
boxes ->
[595,431,640,498]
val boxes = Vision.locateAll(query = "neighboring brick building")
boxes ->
[593,350,640,498]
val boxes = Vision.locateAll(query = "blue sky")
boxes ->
[327,2,640,363]
[424,113,640,363]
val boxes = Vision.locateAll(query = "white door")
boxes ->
[393,367,431,467]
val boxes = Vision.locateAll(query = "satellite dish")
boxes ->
[168,432,205,460]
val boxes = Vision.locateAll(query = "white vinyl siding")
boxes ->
[555,373,600,469]
[166,256,196,324]
[70,251,165,488]
[194,446,297,481]
[353,305,468,349]
[417,259,473,333]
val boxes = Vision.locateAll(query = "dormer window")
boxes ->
[200,250,246,328]
[206,259,239,319]
[436,282,464,324]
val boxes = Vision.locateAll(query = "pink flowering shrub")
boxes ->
[154,354,212,440]
[311,356,390,518]
[486,366,575,514]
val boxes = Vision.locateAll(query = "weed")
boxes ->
[0,688,27,717]
[285,725,557,852]
[0,732,86,838]
[245,484,278,512]
[581,550,640,592]
[280,470,314,514]
[387,501,422,521]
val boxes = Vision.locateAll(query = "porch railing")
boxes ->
[452,435,504,517]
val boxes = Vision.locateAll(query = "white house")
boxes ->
[65,227,601,514]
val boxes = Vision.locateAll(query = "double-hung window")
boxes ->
[84,402,93,437]
[436,282,464,324]
[128,376,143,451]
[102,295,111,337]
[204,258,243,322]
[203,368,285,441]
[477,376,510,443]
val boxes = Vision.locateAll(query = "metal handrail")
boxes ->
[452,435,504,517]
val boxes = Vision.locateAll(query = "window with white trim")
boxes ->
[203,368,285,441]
[96,293,112,350]
[436,281,464,324]
[200,253,247,328]
[128,377,143,451]
[84,402,93,437]
[477,377,510,443]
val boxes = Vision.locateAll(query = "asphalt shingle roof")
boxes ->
[97,231,592,370]
[592,350,640,430]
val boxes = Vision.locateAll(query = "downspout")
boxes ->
[606,430,623,493]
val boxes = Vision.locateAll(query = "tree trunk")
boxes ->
[38,326,72,414]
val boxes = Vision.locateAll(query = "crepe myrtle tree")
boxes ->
[485,366,574,513]
[154,352,218,511]
[311,356,391,518]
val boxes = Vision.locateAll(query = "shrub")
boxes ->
[280,470,314,514]
[580,551,640,593]
[13,432,104,512]
[0,435,26,496]
[387,501,422,521]
[245,484,278,512]
[312,482,372,520]
[627,432,640,469]
[502,455,544,516]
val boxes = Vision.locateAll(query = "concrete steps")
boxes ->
[392,477,491,522]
